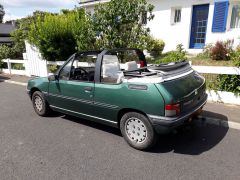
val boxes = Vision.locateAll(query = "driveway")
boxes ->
[0,82,240,180]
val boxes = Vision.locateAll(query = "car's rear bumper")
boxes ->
[148,94,208,133]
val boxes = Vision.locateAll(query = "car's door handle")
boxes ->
[84,86,93,92]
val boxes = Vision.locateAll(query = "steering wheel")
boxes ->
[72,67,89,81]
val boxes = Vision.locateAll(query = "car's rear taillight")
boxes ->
[165,103,181,117]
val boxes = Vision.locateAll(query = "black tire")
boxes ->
[32,91,51,116]
[120,112,157,150]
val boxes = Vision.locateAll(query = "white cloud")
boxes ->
[2,0,78,8]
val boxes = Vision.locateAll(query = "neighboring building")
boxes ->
[0,23,16,46]
[80,0,240,53]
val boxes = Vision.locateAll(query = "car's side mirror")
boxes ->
[48,74,58,81]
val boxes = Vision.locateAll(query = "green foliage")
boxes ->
[10,11,51,59]
[11,63,25,70]
[154,44,187,64]
[147,37,165,57]
[93,0,155,49]
[0,45,12,60]
[0,4,5,23]
[196,44,213,59]
[47,64,59,73]
[217,75,240,95]
[28,9,95,61]
[213,47,240,95]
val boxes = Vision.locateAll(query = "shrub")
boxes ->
[11,63,25,70]
[0,45,12,67]
[47,64,59,73]
[197,43,213,58]
[147,37,165,57]
[28,9,95,61]
[215,47,240,95]
[0,45,11,60]
[155,44,187,64]
[209,40,233,60]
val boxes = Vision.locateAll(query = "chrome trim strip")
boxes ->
[93,102,119,109]
[49,93,119,109]
[42,91,48,95]
[50,105,117,124]
[49,93,93,105]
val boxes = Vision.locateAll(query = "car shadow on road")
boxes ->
[62,115,122,136]
[61,111,229,155]
[151,110,229,155]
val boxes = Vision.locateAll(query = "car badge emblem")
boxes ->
[195,89,198,95]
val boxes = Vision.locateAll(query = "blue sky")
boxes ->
[1,0,78,22]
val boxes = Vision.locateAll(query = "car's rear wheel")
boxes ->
[120,112,157,150]
[32,91,51,116]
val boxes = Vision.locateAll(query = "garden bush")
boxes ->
[209,40,233,60]
[154,44,187,64]
[147,37,165,57]
[215,47,240,95]
[0,45,11,67]
[28,9,95,61]
[11,63,25,70]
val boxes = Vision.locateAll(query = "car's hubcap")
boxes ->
[125,117,147,143]
[34,96,43,112]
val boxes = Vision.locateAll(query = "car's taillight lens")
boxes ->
[165,103,181,117]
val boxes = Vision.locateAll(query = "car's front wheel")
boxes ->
[120,112,157,150]
[32,91,51,116]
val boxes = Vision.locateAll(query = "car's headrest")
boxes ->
[103,55,119,64]
[125,61,138,71]
[102,63,120,78]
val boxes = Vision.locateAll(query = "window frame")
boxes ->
[171,7,182,25]
[230,4,240,29]
[141,11,148,25]
[57,52,99,83]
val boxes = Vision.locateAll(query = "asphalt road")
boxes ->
[0,82,240,180]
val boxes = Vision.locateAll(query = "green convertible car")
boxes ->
[27,48,207,150]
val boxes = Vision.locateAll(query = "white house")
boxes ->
[80,0,240,53]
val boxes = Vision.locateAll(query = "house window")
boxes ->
[141,11,147,25]
[171,7,182,25]
[174,9,181,23]
[230,5,240,29]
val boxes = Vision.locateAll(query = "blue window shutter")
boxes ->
[212,1,229,32]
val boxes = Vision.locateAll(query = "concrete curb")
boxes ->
[0,79,27,86]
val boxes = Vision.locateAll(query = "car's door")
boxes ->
[48,53,96,117]
[92,54,124,124]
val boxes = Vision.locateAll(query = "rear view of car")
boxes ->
[148,61,207,133]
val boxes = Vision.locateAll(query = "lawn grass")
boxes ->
[189,56,235,66]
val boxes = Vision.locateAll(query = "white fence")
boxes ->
[1,58,240,77]
[1,41,240,77]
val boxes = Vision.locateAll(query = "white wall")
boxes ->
[147,0,240,53]
[81,0,240,53]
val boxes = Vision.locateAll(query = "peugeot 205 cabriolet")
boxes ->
[27,48,207,150]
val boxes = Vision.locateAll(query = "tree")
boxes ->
[93,0,154,50]
[28,9,95,61]
[0,4,5,23]
[10,11,51,59]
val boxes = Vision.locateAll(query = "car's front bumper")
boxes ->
[148,94,208,133]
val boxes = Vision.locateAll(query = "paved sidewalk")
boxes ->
[0,73,33,83]
[202,102,240,124]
